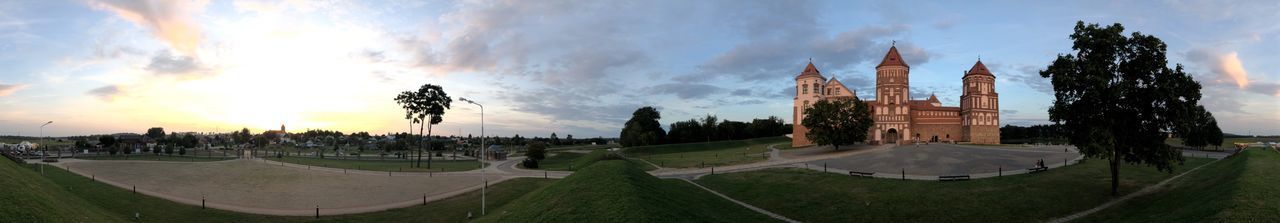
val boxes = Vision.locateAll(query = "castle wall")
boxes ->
[912,124,964,142]
[966,126,1000,144]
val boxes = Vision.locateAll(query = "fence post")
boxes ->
[823,163,827,173]
[999,166,1002,177]
[202,196,206,209]
[315,205,319,219]
[901,169,905,180]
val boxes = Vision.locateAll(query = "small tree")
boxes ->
[620,106,666,147]
[99,135,118,155]
[146,127,166,141]
[526,141,547,161]
[179,147,187,156]
[801,97,874,150]
[164,146,174,155]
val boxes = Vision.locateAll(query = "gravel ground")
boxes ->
[61,159,484,212]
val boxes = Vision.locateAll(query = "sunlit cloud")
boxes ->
[88,0,207,57]
[1219,52,1250,88]
[0,83,27,96]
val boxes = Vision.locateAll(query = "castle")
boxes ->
[792,45,1000,146]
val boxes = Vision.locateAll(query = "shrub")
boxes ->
[521,158,540,169]
[178,147,187,156]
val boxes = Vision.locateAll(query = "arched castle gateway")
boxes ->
[792,45,1000,147]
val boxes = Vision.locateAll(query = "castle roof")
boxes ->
[795,61,826,79]
[965,60,994,77]
[876,46,909,68]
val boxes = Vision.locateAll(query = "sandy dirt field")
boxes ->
[60,159,489,215]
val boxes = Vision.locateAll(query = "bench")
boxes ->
[1027,167,1048,173]
[938,175,970,181]
[848,171,875,177]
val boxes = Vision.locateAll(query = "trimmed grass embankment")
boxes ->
[0,161,124,222]
[265,156,485,172]
[478,160,777,222]
[696,156,1213,222]
[625,137,788,168]
[76,154,236,162]
[529,150,608,171]
[1075,149,1280,222]
[13,161,553,222]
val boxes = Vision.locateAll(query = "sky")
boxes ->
[0,0,1277,138]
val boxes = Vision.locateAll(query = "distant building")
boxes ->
[792,45,1000,147]
[485,145,507,160]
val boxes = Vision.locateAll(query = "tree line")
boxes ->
[619,106,793,147]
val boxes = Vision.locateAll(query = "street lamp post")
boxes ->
[40,121,52,174]
[459,97,485,215]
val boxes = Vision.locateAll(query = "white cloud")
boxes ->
[89,0,208,57]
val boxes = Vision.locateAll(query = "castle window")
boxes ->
[802,85,808,94]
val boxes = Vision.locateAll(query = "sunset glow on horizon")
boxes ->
[1,0,1278,137]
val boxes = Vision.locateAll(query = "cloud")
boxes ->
[144,50,204,76]
[89,0,207,56]
[690,24,929,83]
[643,83,725,99]
[496,87,649,136]
[1001,109,1019,115]
[992,63,1053,95]
[87,85,123,101]
[0,83,27,96]
[1218,52,1250,88]
[1187,48,1279,96]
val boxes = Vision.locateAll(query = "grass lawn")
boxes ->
[773,142,795,150]
[30,163,554,222]
[1166,137,1280,150]
[530,150,608,171]
[1075,149,1280,222]
[548,144,614,151]
[265,156,485,172]
[0,161,124,222]
[696,156,1214,222]
[76,154,236,162]
[625,137,787,168]
[477,160,776,222]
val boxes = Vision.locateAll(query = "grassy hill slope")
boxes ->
[1076,148,1280,222]
[0,161,125,222]
[478,160,776,222]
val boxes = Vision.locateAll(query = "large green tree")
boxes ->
[395,84,452,168]
[620,106,666,147]
[801,97,873,150]
[1040,21,1214,195]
